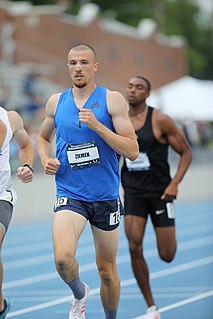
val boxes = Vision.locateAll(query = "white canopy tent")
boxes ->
[147,76,213,121]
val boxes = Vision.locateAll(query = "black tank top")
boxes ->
[121,107,171,197]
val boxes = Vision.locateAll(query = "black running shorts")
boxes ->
[54,197,124,231]
[124,195,175,227]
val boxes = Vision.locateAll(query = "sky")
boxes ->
[193,0,213,12]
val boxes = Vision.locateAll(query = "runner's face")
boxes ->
[126,77,150,106]
[67,49,99,88]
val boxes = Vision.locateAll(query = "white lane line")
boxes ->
[4,272,58,289]
[160,290,213,312]
[3,220,212,257]
[150,256,213,279]
[119,256,213,288]
[4,245,96,270]
[3,234,213,288]
[3,242,52,256]
[6,287,99,318]
[4,235,213,270]
[131,290,213,319]
[6,256,213,317]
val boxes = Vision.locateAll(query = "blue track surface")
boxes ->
[3,199,213,319]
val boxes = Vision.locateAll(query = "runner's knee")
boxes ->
[158,245,176,263]
[54,251,75,273]
[97,262,117,285]
[128,239,143,258]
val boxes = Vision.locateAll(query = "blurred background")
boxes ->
[0,0,212,220]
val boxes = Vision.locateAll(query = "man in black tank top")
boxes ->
[121,76,192,319]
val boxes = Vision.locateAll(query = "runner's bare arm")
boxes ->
[36,93,61,174]
[8,111,34,166]
[156,111,192,199]
[0,119,6,149]
[79,90,139,161]
[8,111,34,182]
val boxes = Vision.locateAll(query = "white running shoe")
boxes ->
[144,305,161,319]
[69,283,90,319]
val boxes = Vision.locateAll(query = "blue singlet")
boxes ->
[54,86,120,201]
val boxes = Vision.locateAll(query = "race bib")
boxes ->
[55,197,68,208]
[110,211,120,225]
[166,202,175,219]
[67,140,100,169]
[125,152,150,171]
[109,199,121,225]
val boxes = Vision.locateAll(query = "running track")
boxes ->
[3,199,213,319]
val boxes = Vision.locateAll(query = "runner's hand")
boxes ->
[44,158,61,175]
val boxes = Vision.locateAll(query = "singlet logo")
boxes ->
[89,101,100,109]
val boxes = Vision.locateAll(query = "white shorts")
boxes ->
[0,186,17,206]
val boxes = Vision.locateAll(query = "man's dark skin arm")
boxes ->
[154,110,192,200]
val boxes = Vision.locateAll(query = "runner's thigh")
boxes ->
[91,225,120,265]
[52,210,87,255]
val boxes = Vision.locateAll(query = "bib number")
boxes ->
[125,152,150,171]
[110,211,120,225]
[109,199,121,225]
[67,140,100,169]
[55,197,68,208]
[166,202,175,219]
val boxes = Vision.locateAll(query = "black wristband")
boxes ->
[23,164,34,172]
